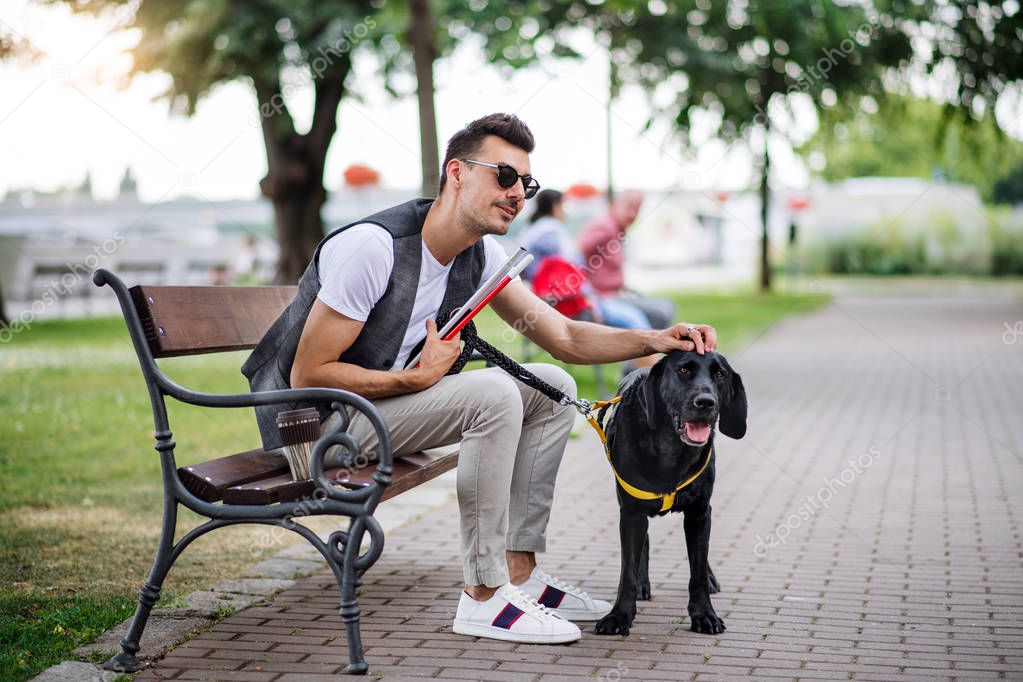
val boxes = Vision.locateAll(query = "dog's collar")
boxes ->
[587,397,714,513]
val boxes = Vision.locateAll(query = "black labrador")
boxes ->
[593,349,747,636]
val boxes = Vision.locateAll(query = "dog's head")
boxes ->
[637,350,747,445]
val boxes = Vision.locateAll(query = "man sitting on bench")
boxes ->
[242,113,716,645]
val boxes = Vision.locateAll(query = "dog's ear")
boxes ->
[718,357,747,439]
[637,360,664,431]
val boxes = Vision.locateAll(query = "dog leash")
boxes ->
[454,323,714,512]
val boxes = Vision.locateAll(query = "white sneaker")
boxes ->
[517,566,612,621]
[452,583,582,644]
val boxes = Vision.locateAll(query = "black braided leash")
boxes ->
[447,320,578,408]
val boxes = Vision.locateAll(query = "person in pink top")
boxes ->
[577,190,677,331]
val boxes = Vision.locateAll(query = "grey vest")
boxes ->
[241,198,486,450]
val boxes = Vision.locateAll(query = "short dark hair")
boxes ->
[438,113,535,195]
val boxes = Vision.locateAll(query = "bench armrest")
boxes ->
[92,267,392,505]
[158,380,394,501]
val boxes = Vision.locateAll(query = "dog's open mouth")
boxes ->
[674,415,713,445]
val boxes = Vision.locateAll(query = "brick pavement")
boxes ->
[135,288,1023,681]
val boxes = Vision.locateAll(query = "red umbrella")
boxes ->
[787,195,811,212]
[564,183,601,199]
[344,164,380,187]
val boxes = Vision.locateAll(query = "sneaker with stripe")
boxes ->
[518,566,612,621]
[452,583,581,644]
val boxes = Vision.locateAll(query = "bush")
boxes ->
[798,209,1013,276]
[990,208,1023,275]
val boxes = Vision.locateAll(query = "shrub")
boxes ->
[989,208,1023,275]
[798,210,1003,276]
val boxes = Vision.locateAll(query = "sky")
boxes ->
[0,0,808,203]
[1,1,1020,204]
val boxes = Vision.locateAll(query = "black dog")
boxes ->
[593,350,747,636]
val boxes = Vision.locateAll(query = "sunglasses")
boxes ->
[462,159,540,199]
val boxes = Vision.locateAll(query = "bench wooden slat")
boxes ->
[130,284,298,358]
[178,449,289,502]
[221,451,459,505]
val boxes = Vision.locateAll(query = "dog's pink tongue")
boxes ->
[685,422,711,442]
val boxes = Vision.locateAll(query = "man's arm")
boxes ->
[290,299,462,398]
[490,280,716,365]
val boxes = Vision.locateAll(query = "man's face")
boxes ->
[612,191,643,229]
[453,135,531,237]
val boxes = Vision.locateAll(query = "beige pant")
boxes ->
[322,363,578,587]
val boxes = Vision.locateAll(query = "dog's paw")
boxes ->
[637,579,652,601]
[689,610,725,635]
[594,612,633,636]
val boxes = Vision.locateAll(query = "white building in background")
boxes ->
[0,178,989,317]
[799,178,985,238]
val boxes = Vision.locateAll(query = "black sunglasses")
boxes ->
[462,159,540,199]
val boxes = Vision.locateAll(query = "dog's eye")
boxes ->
[678,367,689,375]
[713,370,725,379]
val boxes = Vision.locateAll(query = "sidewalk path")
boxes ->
[136,289,1023,681]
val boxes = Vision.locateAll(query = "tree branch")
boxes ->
[253,76,305,198]
[307,62,348,158]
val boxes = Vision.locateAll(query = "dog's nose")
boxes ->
[693,394,717,410]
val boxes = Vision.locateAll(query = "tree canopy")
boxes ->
[609,0,914,289]
[802,95,1023,200]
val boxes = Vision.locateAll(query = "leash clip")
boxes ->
[564,396,593,415]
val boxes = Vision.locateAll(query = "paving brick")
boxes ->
[170,671,279,681]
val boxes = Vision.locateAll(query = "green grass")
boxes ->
[1,318,293,680]
[0,289,827,680]
[0,594,134,680]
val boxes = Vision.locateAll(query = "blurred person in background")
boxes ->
[519,189,578,280]
[519,189,661,369]
[578,190,677,330]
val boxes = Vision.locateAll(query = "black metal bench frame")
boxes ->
[94,268,397,675]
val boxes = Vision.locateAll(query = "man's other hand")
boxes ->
[416,318,463,388]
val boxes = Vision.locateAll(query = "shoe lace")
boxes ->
[504,585,567,621]
[535,568,591,601]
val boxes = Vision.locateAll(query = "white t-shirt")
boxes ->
[317,223,516,371]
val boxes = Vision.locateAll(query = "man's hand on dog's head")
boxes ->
[649,323,717,355]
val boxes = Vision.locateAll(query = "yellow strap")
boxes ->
[586,397,713,513]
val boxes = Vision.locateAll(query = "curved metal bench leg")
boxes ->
[104,501,179,673]
[331,518,368,675]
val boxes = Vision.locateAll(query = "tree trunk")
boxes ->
[0,278,7,327]
[408,0,440,197]
[759,124,772,292]
[254,69,347,284]
[259,136,329,284]
[607,57,615,201]
[266,177,327,284]
[606,31,620,201]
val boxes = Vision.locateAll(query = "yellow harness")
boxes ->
[585,396,714,513]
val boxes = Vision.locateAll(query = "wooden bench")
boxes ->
[93,268,458,676]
